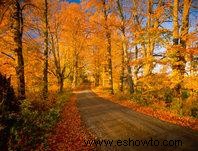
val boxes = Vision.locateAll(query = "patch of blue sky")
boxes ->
[27,29,40,39]
[66,0,80,3]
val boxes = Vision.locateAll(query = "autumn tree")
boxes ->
[171,0,192,94]
[187,28,198,76]
[29,0,52,98]
[0,0,36,100]
[11,0,29,100]
[49,1,70,92]
[101,0,114,94]
[130,0,143,84]
[42,0,49,99]
[116,0,134,93]
[130,0,171,79]
[59,3,89,88]
[50,21,66,92]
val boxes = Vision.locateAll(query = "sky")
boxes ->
[67,0,80,3]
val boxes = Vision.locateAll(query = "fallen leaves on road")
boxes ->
[47,94,95,151]
[93,88,198,131]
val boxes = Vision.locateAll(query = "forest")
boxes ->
[0,0,198,150]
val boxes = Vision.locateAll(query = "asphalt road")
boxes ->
[76,90,198,151]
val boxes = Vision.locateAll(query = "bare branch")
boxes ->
[1,52,15,60]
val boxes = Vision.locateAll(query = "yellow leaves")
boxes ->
[183,76,198,91]
[130,58,143,66]
[133,27,165,46]
[169,70,182,89]
[153,6,164,18]
[138,74,171,91]
[130,57,154,66]
[167,45,186,59]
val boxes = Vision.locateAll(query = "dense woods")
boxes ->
[0,0,197,150]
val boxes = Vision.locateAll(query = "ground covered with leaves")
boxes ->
[47,94,95,151]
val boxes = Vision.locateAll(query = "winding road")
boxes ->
[77,90,198,151]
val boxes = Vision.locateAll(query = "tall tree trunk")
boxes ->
[117,0,134,94]
[132,0,140,86]
[124,42,135,94]
[43,0,49,99]
[58,75,64,93]
[106,32,114,94]
[122,26,135,94]
[180,0,191,76]
[181,0,191,48]
[94,73,100,87]
[144,0,163,76]
[102,0,114,94]
[50,32,65,93]
[144,0,153,76]
[72,52,78,88]
[134,45,139,84]
[119,44,124,92]
[172,0,181,94]
[12,1,26,100]
[93,52,100,87]
[172,0,191,94]
[117,0,124,92]
[173,0,179,46]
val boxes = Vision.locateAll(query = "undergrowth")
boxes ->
[9,90,71,150]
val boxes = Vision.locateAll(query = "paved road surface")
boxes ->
[76,90,198,151]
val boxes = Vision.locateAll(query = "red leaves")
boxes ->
[47,95,95,151]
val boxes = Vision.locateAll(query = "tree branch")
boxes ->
[1,52,15,60]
